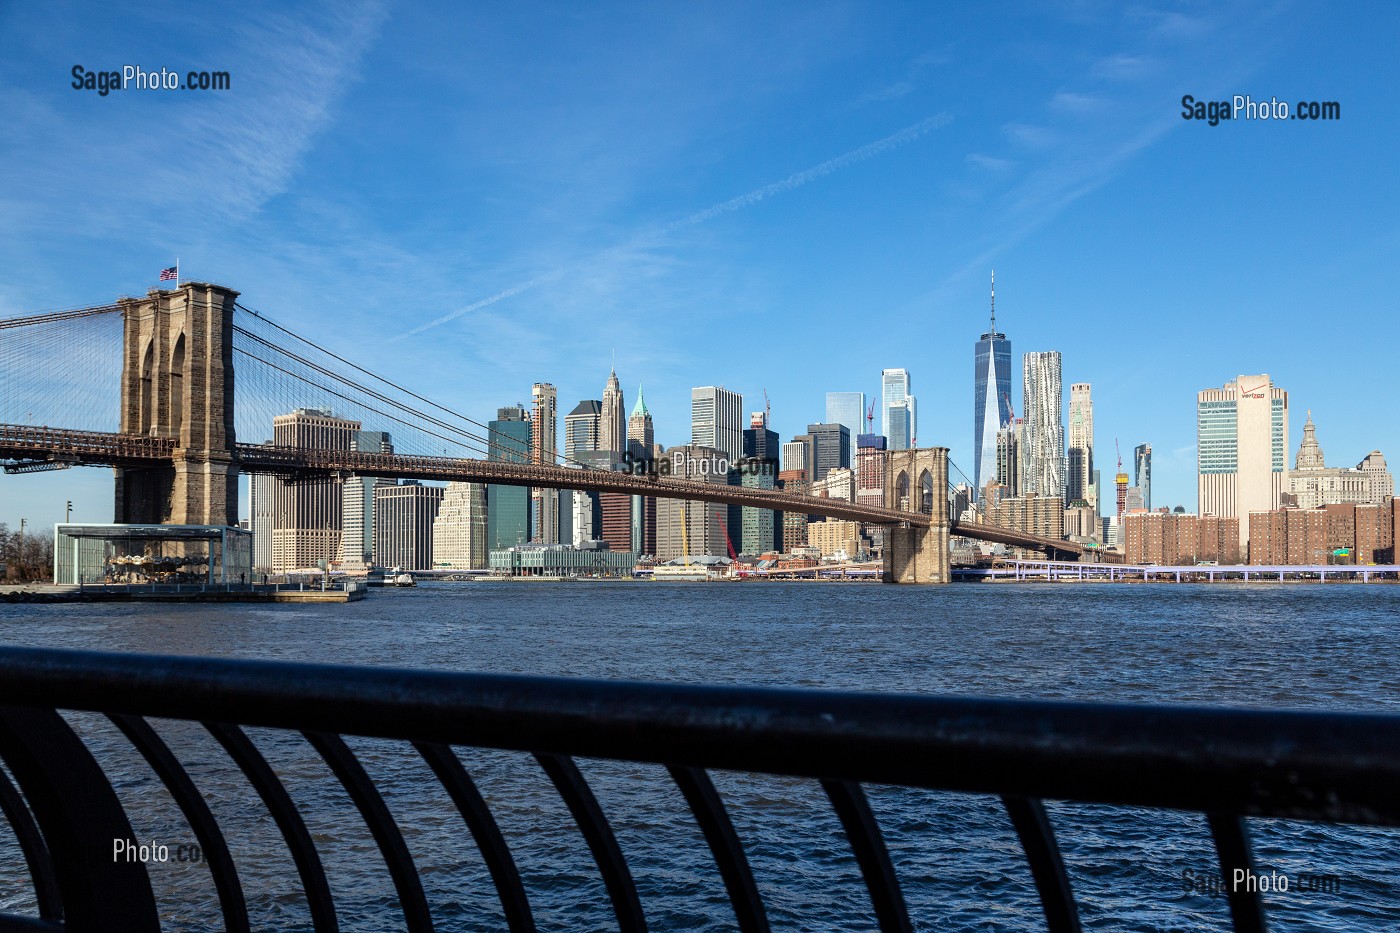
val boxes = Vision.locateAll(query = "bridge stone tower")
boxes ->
[113,282,239,527]
[884,447,951,584]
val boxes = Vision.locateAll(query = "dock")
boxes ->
[0,581,368,603]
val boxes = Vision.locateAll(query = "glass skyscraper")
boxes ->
[825,391,866,441]
[973,275,1012,498]
[487,406,531,550]
[1134,443,1152,512]
[881,369,915,450]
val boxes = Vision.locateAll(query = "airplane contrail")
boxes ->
[397,112,953,339]
[399,268,564,339]
[664,112,952,232]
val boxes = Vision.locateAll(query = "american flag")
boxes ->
[159,266,177,281]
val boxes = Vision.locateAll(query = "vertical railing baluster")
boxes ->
[109,713,250,933]
[0,760,62,922]
[1206,812,1268,933]
[0,706,160,932]
[303,732,435,932]
[414,742,536,933]
[1000,796,1081,933]
[534,752,647,932]
[821,780,912,933]
[666,765,769,933]
[204,722,339,932]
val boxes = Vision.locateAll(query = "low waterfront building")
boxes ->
[489,542,637,576]
[1196,515,1242,564]
[1124,511,1243,565]
[54,524,252,585]
[1247,502,1394,565]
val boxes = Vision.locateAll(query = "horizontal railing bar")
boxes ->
[0,911,63,931]
[1,647,1399,827]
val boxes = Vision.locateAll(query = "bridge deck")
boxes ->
[0,423,1088,555]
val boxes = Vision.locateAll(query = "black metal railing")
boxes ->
[1,645,1397,932]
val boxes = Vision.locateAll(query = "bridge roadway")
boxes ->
[0,423,1091,556]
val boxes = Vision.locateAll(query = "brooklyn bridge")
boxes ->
[0,281,1095,582]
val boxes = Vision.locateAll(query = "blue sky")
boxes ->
[1,1,1396,531]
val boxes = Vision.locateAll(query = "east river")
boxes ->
[3,582,1399,930]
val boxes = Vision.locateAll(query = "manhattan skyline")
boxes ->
[0,2,1396,530]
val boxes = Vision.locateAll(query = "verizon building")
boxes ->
[1197,375,1289,548]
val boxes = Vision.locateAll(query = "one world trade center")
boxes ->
[973,271,1012,500]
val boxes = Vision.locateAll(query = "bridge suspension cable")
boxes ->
[232,302,598,470]
[0,305,124,433]
[0,304,121,331]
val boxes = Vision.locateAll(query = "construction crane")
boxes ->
[865,398,876,434]
[717,510,747,577]
[763,389,771,426]
[679,501,690,566]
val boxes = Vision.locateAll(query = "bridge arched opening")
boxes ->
[170,332,185,438]
[919,468,933,514]
[895,470,909,511]
[140,339,154,428]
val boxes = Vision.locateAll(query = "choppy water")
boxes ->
[2,581,1399,931]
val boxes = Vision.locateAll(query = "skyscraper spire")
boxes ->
[601,366,625,455]
[990,269,996,332]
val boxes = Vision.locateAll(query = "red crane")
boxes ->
[716,510,748,577]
